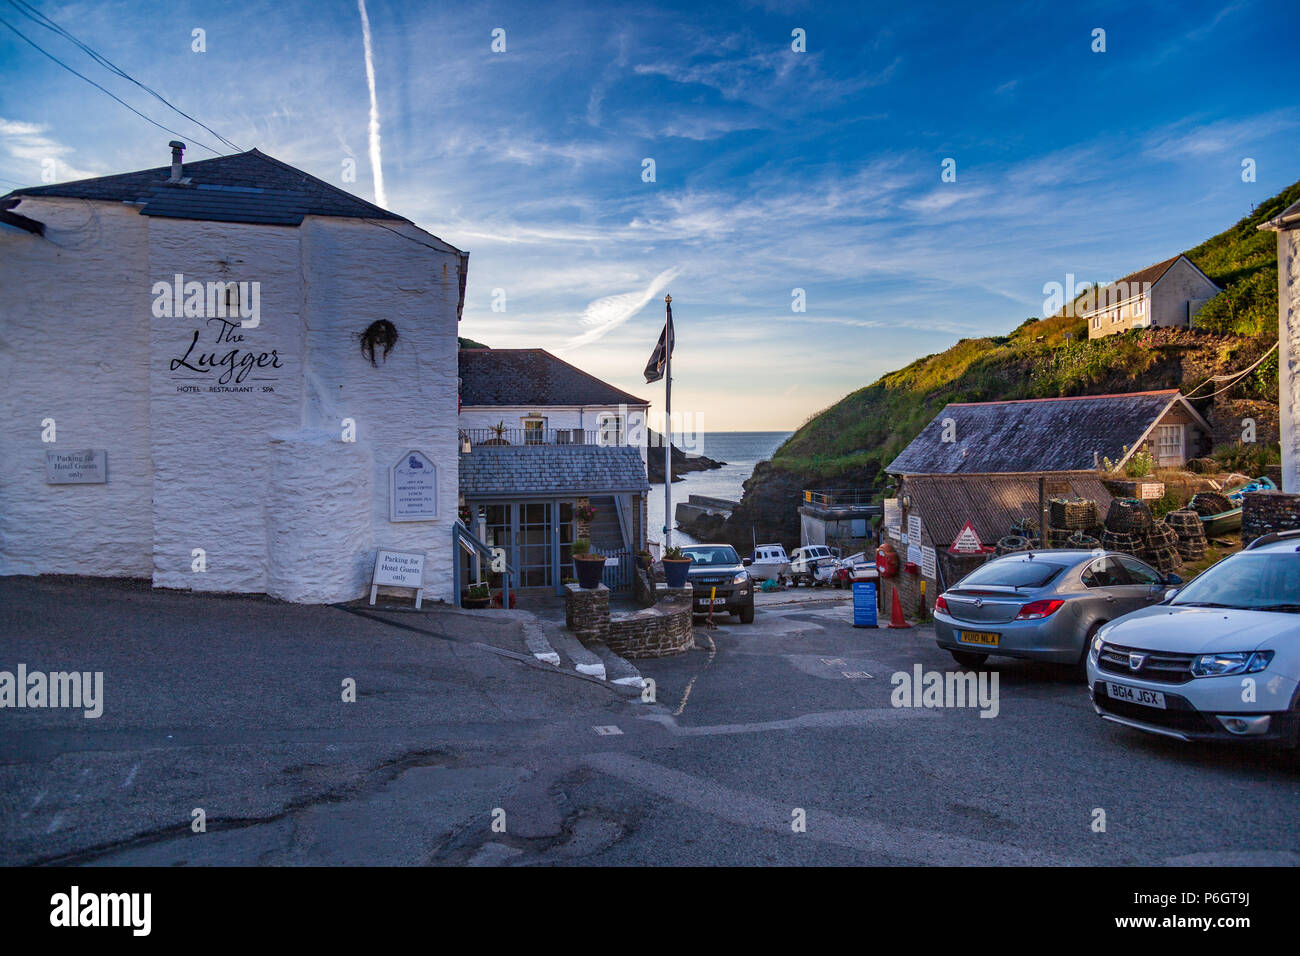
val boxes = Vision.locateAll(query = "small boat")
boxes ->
[1198,476,1277,537]
[747,543,790,582]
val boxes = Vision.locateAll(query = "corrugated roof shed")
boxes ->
[904,472,1114,549]
[887,390,1183,475]
[459,349,648,407]
[459,444,650,498]
[2,149,413,228]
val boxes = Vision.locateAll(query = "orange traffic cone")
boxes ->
[887,587,910,629]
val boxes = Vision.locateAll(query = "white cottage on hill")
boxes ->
[0,143,465,603]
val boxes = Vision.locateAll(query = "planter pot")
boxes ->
[491,591,517,609]
[574,556,606,589]
[462,594,491,609]
[662,558,691,589]
[636,554,653,570]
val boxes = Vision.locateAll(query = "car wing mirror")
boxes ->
[742,557,752,566]
[1163,587,1179,602]
[1164,573,1183,586]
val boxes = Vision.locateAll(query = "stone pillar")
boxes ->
[1242,491,1300,545]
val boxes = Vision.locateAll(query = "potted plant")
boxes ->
[462,582,491,609]
[661,545,692,589]
[491,589,517,609]
[636,549,653,570]
[571,537,606,589]
[576,502,598,524]
[458,504,474,524]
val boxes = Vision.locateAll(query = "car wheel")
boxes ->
[739,605,755,624]
[950,650,988,668]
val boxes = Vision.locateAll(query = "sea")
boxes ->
[646,431,793,547]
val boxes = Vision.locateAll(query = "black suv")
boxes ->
[680,543,755,623]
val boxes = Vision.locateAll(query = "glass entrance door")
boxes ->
[479,501,571,589]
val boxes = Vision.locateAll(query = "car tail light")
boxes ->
[1015,599,1064,620]
[935,595,949,613]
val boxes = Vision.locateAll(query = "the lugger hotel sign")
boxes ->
[152,273,284,392]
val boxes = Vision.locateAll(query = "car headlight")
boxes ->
[732,572,749,585]
[1090,634,1104,659]
[1190,650,1273,678]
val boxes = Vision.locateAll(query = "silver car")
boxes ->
[933,550,1181,671]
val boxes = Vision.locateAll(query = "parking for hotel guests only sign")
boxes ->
[45,449,107,484]
[370,548,426,608]
[389,449,438,522]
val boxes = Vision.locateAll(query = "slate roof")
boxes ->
[459,444,650,498]
[886,390,1187,475]
[459,349,648,407]
[2,149,411,228]
[902,472,1115,550]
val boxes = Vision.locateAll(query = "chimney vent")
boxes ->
[168,141,186,183]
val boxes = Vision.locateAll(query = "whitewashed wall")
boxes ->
[0,200,154,578]
[298,217,461,603]
[0,199,462,603]
[1155,257,1219,329]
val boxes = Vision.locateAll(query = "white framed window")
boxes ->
[597,413,625,447]
[1135,297,1144,315]
[1156,424,1184,463]
[522,418,546,444]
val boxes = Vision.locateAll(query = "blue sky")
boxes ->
[2,0,1298,429]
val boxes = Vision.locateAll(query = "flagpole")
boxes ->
[663,294,672,551]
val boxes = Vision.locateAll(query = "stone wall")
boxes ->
[564,581,693,658]
[1209,398,1280,450]
[564,583,610,643]
[1242,491,1300,545]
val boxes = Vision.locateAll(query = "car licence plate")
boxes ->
[1106,682,1166,709]
[696,597,726,606]
[959,631,1000,646]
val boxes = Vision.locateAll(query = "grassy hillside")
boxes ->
[458,336,490,349]
[772,181,1295,481]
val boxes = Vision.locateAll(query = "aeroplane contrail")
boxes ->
[356,0,387,208]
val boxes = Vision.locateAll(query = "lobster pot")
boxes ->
[1100,529,1141,555]
[996,535,1031,555]
[1190,491,1232,517]
[1105,498,1154,534]
[1049,498,1099,530]
[1143,520,1179,551]
[1047,527,1074,548]
[1164,509,1205,539]
[1143,546,1180,574]
[1177,540,1208,560]
[1067,531,1100,549]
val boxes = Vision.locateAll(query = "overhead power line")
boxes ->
[5,0,242,152]
[0,13,222,155]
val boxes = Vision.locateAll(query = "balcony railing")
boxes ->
[461,427,614,447]
[803,489,880,509]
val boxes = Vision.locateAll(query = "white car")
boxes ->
[789,545,839,586]
[1086,530,1300,747]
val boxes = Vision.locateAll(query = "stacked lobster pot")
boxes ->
[1047,497,1102,550]
[1100,499,1152,557]
[1140,518,1182,574]
[1164,508,1208,561]
[1190,491,1231,519]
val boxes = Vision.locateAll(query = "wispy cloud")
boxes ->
[561,267,681,351]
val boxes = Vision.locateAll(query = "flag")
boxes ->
[643,297,674,383]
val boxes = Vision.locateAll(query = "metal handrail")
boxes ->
[460,427,606,447]
[453,519,517,609]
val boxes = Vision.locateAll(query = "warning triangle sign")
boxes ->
[949,522,984,554]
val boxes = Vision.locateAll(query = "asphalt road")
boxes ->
[2,579,1297,866]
